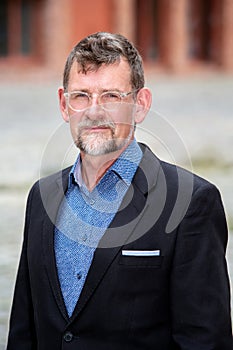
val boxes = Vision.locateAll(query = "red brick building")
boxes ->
[0,0,232,79]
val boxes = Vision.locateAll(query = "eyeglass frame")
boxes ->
[63,89,139,112]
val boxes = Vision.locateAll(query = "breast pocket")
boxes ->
[119,255,163,268]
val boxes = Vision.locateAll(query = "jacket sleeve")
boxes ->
[6,185,37,350]
[170,183,233,349]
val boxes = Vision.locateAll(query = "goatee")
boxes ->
[75,119,133,156]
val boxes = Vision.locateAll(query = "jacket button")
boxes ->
[64,331,73,342]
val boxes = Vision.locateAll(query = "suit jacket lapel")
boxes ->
[69,182,147,322]
[42,168,71,321]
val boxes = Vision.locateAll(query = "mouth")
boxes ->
[86,124,109,129]
[79,120,116,134]
[82,125,111,132]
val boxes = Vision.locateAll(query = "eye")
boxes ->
[71,92,89,100]
[101,91,121,103]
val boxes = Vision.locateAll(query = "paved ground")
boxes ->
[0,74,233,348]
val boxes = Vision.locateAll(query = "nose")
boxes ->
[84,94,105,120]
[89,93,99,107]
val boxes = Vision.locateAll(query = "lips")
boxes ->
[87,125,110,131]
[79,120,116,133]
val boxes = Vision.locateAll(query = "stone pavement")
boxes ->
[0,75,233,348]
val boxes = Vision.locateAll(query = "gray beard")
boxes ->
[75,125,134,156]
[75,133,130,156]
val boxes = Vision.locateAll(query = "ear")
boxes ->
[134,87,152,124]
[58,87,69,122]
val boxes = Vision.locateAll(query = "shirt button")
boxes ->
[77,272,82,280]
[89,199,95,205]
[82,234,87,242]
[64,331,73,342]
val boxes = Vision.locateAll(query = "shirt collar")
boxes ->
[68,139,142,188]
[68,155,82,188]
[109,139,142,185]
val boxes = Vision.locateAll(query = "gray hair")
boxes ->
[63,32,145,91]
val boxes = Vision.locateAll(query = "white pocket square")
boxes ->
[122,250,160,257]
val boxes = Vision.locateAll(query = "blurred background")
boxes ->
[0,0,233,348]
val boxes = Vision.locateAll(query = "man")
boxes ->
[7,32,233,349]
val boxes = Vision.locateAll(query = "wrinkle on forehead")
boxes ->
[68,59,132,91]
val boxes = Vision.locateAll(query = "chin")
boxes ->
[76,134,130,156]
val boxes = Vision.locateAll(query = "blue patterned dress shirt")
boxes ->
[54,140,142,317]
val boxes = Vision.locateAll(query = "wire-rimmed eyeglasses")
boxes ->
[63,90,138,112]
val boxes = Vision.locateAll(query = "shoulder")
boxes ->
[139,142,217,192]
[139,142,222,218]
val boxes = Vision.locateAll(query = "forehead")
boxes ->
[68,58,132,90]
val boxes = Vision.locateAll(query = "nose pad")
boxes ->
[89,94,99,107]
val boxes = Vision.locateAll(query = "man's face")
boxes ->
[60,59,137,156]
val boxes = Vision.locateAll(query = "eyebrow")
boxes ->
[69,88,123,93]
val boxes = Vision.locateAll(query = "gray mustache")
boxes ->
[78,119,116,130]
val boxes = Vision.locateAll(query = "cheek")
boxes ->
[68,114,82,138]
[113,120,134,139]
[68,109,84,121]
[68,110,85,127]
[111,104,135,125]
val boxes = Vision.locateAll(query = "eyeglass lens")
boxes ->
[68,91,124,111]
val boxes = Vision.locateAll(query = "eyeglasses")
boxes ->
[63,90,138,112]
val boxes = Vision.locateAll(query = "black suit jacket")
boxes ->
[7,144,233,349]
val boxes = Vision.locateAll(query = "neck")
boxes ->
[80,142,131,191]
